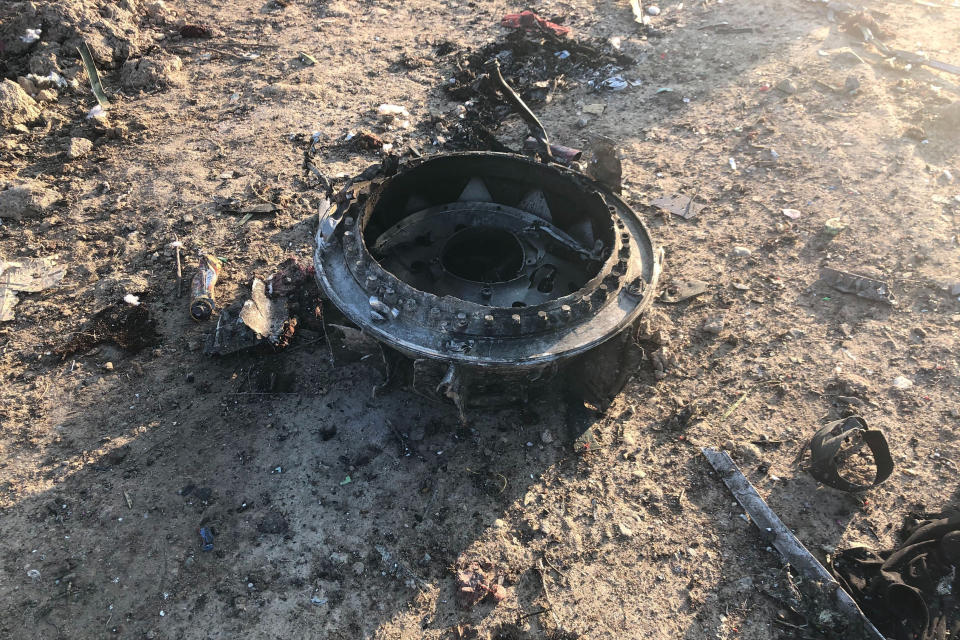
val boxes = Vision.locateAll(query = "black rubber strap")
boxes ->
[807,416,894,492]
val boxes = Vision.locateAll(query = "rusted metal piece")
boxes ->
[820,266,896,306]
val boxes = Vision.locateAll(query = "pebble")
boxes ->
[67,137,93,160]
[703,317,725,335]
[735,442,763,463]
[844,75,860,93]
[0,79,41,128]
[647,5,661,15]
[351,561,365,576]
[892,376,914,390]
[329,552,349,566]
[781,208,801,220]
[540,430,554,444]
[35,89,58,103]
[103,362,114,372]
[618,522,634,537]
[776,78,798,95]
[0,180,59,220]
[731,246,752,257]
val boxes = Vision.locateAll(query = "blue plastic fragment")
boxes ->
[198,527,214,552]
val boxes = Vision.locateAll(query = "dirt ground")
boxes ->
[1,0,959,638]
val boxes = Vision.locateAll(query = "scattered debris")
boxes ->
[831,510,960,640]
[198,527,214,552]
[588,136,622,193]
[601,75,629,91]
[820,266,896,306]
[238,280,292,344]
[190,255,222,321]
[582,103,606,115]
[179,24,213,39]
[77,41,110,108]
[651,193,706,220]
[442,23,632,153]
[57,302,160,358]
[702,447,886,640]
[500,11,571,37]
[0,256,67,322]
[205,278,296,356]
[456,560,508,607]
[823,217,847,238]
[803,416,894,492]
[629,0,651,26]
[660,279,709,303]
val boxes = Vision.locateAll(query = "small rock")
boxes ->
[0,181,60,219]
[0,79,41,128]
[781,208,801,220]
[147,0,169,20]
[735,442,762,463]
[844,75,860,93]
[16,76,37,96]
[329,552,349,566]
[102,361,114,371]
[646,5,661,15]
[703,317,725,335]
[892,376,914,390]
[734,576,754,592]
[949,283,960,298]
[618,522,634,537]
[419,552,432,566]
[120,54,185,91]
[351,561,365,576]
[731,246,752,257]
[67,137,93,160]
[776,78,798,95]
[35,89,58,103]
[540,430,554,444]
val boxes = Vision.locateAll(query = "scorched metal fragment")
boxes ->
[314,151,662,416]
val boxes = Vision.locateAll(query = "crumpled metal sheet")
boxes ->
[206,279,291,355]
[0,256,67,322]
[821,266,896,306]
[651,194,706,220]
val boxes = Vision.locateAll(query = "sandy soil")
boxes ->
[1,0,959,638]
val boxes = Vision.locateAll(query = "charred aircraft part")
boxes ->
[314,152,662,416]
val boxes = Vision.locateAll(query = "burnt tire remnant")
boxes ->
[314,152,662,417]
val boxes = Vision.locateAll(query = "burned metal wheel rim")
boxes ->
[315,152,662,369]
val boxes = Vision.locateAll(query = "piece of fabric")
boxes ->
[501,11,571,37]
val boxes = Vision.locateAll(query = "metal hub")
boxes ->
[315,152,662,411]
